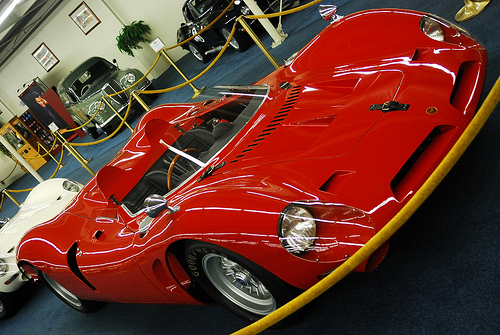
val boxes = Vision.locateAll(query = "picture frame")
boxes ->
[69,2,101,35]
[32,43,59,72]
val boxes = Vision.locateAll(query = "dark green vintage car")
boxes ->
[56,57,152,138]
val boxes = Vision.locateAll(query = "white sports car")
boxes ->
[0,179,82,320]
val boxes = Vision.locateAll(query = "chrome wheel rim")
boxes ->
[42,272,82,308]
[0,300,4,314]
[202,254,276,315]
[221,29,240,49]
[188,44,203,61]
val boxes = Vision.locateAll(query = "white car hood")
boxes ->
[0,179,80,256]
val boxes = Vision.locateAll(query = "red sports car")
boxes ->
[16,8,486,324]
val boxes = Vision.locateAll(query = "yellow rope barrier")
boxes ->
[232,76,500,334]
[245,0,323,20]
[0,192,4,212]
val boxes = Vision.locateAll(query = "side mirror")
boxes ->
[0,217,9,229]
[319,5,343,23]
[143,194,167,218]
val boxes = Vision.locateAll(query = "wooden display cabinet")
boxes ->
[0,116,49,170]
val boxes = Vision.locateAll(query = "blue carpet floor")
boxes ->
[2,0,499,333]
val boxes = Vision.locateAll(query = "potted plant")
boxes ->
[116,20,152,57]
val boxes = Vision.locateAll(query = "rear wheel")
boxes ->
[0,292,15,320]
[185,241,299,325]
[37,269,99,313]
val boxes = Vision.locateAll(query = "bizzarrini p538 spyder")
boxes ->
[16,7,487,324]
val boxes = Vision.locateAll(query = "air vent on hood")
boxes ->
[230,86,301,164]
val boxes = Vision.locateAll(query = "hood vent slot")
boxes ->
[230,86,301,163]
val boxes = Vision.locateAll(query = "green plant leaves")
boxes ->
[116,20,152,57]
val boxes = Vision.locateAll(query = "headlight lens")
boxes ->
[89,101,105,115]
[124,72,136,84]
[240,6,251,15]
[279,206,316,254]
[63,180,81,193]
[0,259,8,277]
[420,16,445,42]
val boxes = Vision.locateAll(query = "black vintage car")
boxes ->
[177,0,298,62]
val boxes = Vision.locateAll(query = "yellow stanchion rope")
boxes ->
[232,77,500,335]
[0,192,5,212]
[69,98,134,146]
[2,145,66,198]
[245,0,323,20]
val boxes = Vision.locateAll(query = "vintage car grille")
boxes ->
[102,80,128,106]
[230,85,301,164]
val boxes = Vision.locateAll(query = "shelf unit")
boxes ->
[0,116,49,170]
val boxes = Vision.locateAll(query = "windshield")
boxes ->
[120,85,269,213]
[70,60,115,100]
[188,0,220,17]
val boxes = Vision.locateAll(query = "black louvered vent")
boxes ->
[230,86,301,164]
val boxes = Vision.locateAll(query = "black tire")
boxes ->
[87,126,100,139]
[187,42,211,63]
[37,269,99,314]
[0,292,15,320]
[185,241,299,325]
[220,27,251,52]
[102,125,116,137]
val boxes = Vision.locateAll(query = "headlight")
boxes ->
[279,206,316,254]
[420,16,445,42]
[89,101,105,115]
[63,180,81,193]
[240,6,251,15]
[124,72,136,84]
[0,259,8,277]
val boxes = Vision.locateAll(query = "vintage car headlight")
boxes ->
[279,206,316,254]
[63,180,81,193]
[123,72,136,84]
[240,5,251,15]
[89,101,105,115]
[420,16,445,42]
[0,259,8,277]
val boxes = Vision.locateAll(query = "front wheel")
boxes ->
[37,269,99,313]
[185,241,299,325]
[188,42,211,63]
[0,292,15,320]
[220,27,251,52]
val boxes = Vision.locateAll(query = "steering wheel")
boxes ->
[80,84,92,96]
[167,148,201,191]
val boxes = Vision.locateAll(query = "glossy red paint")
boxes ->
[17,8,486,308]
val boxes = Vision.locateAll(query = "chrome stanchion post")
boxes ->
[39,143,64,167]
[53,129,95,176]
[130,91,150,112]
[237,17,280,69]
[160,49,205,99]
[102,97,134,132]
[455,0,490,22]
[2,189,20,207]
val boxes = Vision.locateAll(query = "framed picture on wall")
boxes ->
[32,43,59,72]
[69,2,101,35]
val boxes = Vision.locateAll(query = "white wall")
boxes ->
[0,0,188,185]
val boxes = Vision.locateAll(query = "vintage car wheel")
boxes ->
[220,27,250,52]
[188,42,210,63]
[185,241,299,325]
[87,126,100,139]
[37,269,99,313]
[0,292,15,320]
